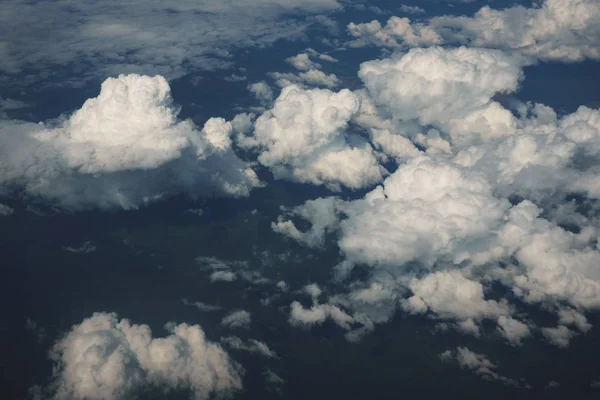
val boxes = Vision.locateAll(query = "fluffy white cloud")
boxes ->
[541,325,577,348]
[348,17,442,48]
[248,81,273,105]
[347,0,600,62]
[339,157,509,268]
[48,312,242,400]
[0,74,261,209]
[358,46,522,137]
[221,310,251,329]
[240,85,385,190]
[285,53,321,71]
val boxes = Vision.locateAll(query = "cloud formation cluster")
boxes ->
[272,45,600,346]
[0,74,260,209]
[346,0,600,62]
[48,312,242,400]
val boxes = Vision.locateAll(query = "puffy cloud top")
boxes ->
[240,85,384,190]
[49,312,242,400]
[0,74,261,209]
[359,46,522,127]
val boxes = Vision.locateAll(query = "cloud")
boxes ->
[248,82,274,105]
[270,69,341,89]
[221,336,278,358]
[286,53,322,71]
[270,42,600,345]
[221,310,251,329]
[46,312,243,400]
[358,46,522,136]
[348,17,442,48]
[541,325,577,348]
[398,5,425,15]
[0,0,343,86]
[0,74,261,210]
[181,298,223,312]
[347,0,600,62]
[62,241,97,254]
[211,271,238,283]
[239,85,385,190]
[0,203,14,217]
[441,347,527,388]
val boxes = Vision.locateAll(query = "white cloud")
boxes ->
[0,74,261,210]
[210,271,238,282]
[398,5,425,15]
[358,46,522,136]
[221,336,278,358]
[402,270,507,318]
[348,17,442,49]
[181,298,223,312]
[240,85,385,190]
[270,69,341,89]
[348,0,600,62]
[47,312,242,400]
[221,310,251,329]
[541,325,577,348]
[286,53,321,71]
[248,81,273,105]
[441,347,525,387]
[496,315,531,346]
[288,301,358,333]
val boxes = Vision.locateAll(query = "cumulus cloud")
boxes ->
[239,85,385,190]
[347,0,600,62]
[0,74,261,210]
[271,43,600,342]
[398,5,425,15]
[221,336,278,358]
[46,312,242,400]
[348,17,442,48]
[441,347,526,388]
[541,325,577,348]
[358,46,522,140]
[270,69,341,89]
[221,310,251,329]
[286,53,322,71]
[248,81,274,105]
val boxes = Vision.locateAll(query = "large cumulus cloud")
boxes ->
[238,85,385,190]
[272,45,600,345]
[0,74,261,209]
[47,312,243,400]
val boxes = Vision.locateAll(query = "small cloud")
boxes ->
[62,241,96,254]
[221,310,251,329]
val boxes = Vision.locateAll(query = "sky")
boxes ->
[1,0,600,399]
